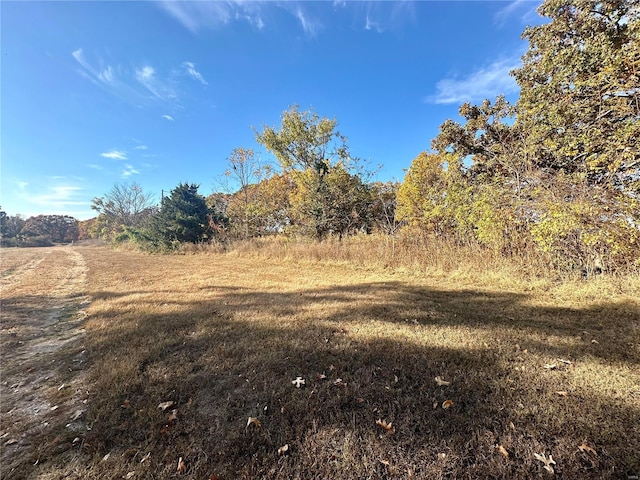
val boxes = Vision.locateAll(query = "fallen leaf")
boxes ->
[121,400,132,409]
[509,422,516,430]
[292,377,305,388]
[432,401,439,410]
[101,452,111,462]
[375,419,396,434]
[379,459,390,466]
[316,373,327,381]
[70,410,84,422]
[591,339,599,344]
[578,444,597,457]
[125,472,135,479]
[558,359,573,365]
[442,400,454,409]
[158,401,175,411]
[57,384,66,391]
[394,375,399,383]
[177,456,186,474]
[167,409,179,422]
[543,364,557,370]
[4,438,18,446]
[435,376,450,386]
[555,391,569,397]
[534,453,556,474]
[277,444,289,455]
[355,397,365,404]
[246,417,261,428]
[496,444,509,459]
[333,378,345,386]
[140,452,151,463]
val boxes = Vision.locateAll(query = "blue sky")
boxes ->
[1,1,543,220]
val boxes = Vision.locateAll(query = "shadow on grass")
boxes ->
[87,280,638,365]
[54,281,640,480]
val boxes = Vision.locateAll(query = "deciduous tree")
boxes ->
[222,147,271,239]
[255,105,371,239]
[91,183,156,237]
[512,0,640,189]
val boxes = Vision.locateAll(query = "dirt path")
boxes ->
[1,246,90,477]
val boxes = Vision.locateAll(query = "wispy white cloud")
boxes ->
[98,65,115,84]
[7,180,93,219]
[162,114,174,121]
[294,7,321,36]
[72,49,116,87]
[101,150,128,160]
[250,15,265,30]
[182,61,208,85]
[135,145,148,150]
[73,49,179,105]
[158,1,417,37]
[354,1,416,33]
[135,65,177,101]
[87,164,104,170]
[158,1,326,36]
[158,1,264,32]
[365,14,383,33]
[72,49,142,103]
[494,0,541,26]
[28,185,87,208]
[122,164,140,178]
[427,57,521,105]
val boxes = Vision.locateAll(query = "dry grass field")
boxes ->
[1,243,639,479]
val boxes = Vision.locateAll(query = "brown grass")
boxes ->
[4,242,639,479]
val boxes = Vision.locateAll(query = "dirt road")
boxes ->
[1,246,89,478]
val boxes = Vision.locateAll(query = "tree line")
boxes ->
[0,212,79,247]
[3,0,638,272]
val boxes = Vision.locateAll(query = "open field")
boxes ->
[1,244,639,479]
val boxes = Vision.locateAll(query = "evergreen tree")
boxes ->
[151,183,212,245]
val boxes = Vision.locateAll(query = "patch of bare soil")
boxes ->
[1,246,89,478]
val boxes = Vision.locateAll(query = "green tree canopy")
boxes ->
[151,183,213,245]
[512,0,639,189]
[255,105,372,239]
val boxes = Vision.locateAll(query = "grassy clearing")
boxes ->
[10,243,640,479]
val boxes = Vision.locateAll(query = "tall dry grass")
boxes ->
[223,233,640,299]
